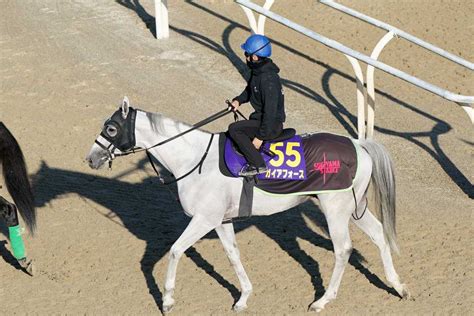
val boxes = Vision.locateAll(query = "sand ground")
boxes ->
[0,0,472,314]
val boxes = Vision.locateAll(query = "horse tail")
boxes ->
[0,122,36,235]
[359,139,398,254]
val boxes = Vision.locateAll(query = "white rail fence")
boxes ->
[236,0,474,139]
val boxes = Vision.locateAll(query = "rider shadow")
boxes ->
[32,159,398,311]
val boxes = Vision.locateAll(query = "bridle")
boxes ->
[95,103,246,185]
[94,105,138,162]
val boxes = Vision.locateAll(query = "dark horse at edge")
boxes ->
[0,122,36,275]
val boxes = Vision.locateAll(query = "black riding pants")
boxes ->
[228,119,283,168]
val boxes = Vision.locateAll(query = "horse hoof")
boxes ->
[163,304,174,314]
[233,303,247,312]
[18,258,34,276]
[308,303,324,313]
[400,284,413,301]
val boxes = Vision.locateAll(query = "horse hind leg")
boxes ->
[215,222,252,311]
[351,206,410,299]
[310,192,353,312]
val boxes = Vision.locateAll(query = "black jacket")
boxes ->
[233,59,285,139]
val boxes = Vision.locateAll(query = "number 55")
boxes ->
[286,142,301,167]
[269,142,285,167]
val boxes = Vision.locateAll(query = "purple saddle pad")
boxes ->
[224,135,307,181]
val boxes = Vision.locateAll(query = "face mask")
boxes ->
[246,57,266,69]
[246,60,257,69]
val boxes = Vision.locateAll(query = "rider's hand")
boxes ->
[252,137,263,150]
[228,100,240,112]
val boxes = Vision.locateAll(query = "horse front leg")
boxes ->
[162,214,219,313]
[215,222,253,311]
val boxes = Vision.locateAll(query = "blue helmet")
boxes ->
[241,34,272,58]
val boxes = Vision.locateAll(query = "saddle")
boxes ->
[268,128,296,142]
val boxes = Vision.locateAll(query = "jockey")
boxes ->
[228,34,286,177]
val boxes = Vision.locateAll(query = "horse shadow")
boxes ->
[32,160,397,312]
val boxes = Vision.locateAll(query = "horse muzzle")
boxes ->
[85,147,110,170]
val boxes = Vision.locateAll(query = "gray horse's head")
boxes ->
[86,96,137,169]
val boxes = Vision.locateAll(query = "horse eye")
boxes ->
[105,125,118,137]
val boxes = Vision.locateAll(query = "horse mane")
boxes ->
[144,111,209,136]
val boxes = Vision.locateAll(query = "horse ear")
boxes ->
[121,96,130,119]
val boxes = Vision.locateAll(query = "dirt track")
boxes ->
[0,0,472,314]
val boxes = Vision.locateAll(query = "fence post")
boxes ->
[155,0,169,39]
[366,31,395,138]
[344,56,366,139]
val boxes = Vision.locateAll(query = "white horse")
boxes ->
[86,97,410,313]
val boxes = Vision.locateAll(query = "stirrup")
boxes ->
[238,165,268,177]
